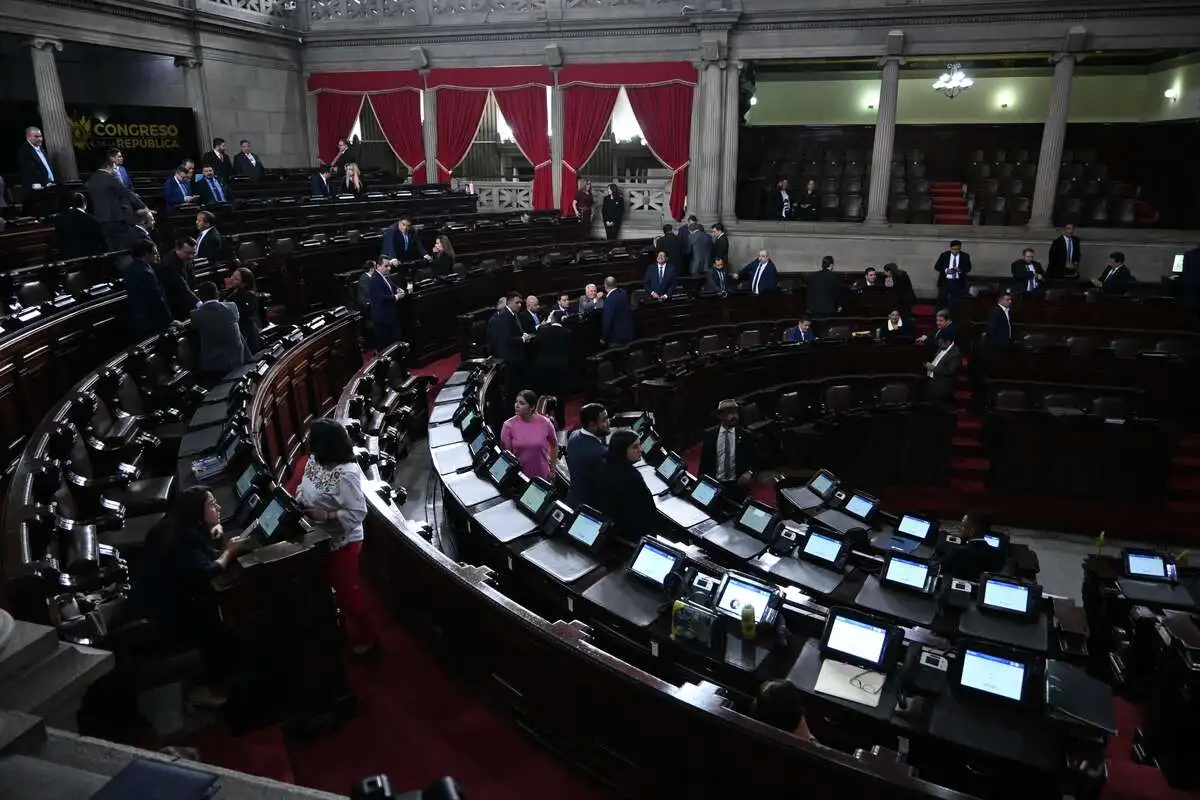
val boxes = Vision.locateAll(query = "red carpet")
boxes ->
[1104,699,1192,799]
[930,182,971,225]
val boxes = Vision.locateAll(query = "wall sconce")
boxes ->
[1164,87,1180,103]
[749,96,757,106]
[995,91,1014,110]
[863,92,879,111]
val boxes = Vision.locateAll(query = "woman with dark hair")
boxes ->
[226,266,261,352]
[602,183,624,241]
[592,429,659,542]
[883,262,916,316]
[127,485,249,707]
[500,389,557,480]
[297,418,378,657]
[430,235,455,275]
[532,311,571,430]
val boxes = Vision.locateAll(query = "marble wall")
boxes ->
[201,58,310,168]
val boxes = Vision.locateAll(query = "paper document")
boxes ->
[814,659,886,708]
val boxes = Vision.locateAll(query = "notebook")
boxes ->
[89,758,220,800]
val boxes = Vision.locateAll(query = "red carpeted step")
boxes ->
[951,436,982,450]
[950,477,986,493]
[1104,760,1193,799]
[1172,455,1200,469]
[951,457,989,474]
[956,416,982,431]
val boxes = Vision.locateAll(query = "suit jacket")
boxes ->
[1010,259,1045,292]
[767,189,794,220]
[890,270,917,313]
[230,289,261,352]
[162,175,194,209]
[1047,235,1082,276]
[565,430,606,509]
[310,173,333,198]
[654,232,686,270]
[155,252,199,321]
[367,270,400,327]
[699,425,757,481]
[191,300,251,375]
[382,224,426,261]
[55,208,107,261]
[196,175,231,206]
[985,305,1015,348]
[806,268,841,315]
[927,343,963,404]
[739,259,779,294]
[594,460,661,541]
[924,322,958,359]
[195,227,223,263]
[784,326,815,344]
[577,295,603,314]
[934,251,972,286]
[121,258,172,339]
[85,169,145,226]
[705,267,732,294]
[493,307,527,362]
[533,323,572,372]
[18,141,54,190]
[1098,263,1134,295]
[711,235,729,266]
[233,152,264,180]
[517,308,541,334]
[643,263,678,297]
[200,150,232,183]
[115,166,134,190]
[601,287,633,345]
[687,227,712,274]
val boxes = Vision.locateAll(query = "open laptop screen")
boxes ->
[803,531,842,564]
[960,648,1026,701]
[896,514,932,542]
[845,493,875,520]
[825,614,888,668]
[1126,552,1167,580]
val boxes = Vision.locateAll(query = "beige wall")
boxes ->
[747,61,1200,126]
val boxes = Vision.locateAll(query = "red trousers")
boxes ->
[328,541,377,647]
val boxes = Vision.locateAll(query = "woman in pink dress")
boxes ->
[500,389,557,480]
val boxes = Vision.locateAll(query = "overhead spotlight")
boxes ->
[1164,88,1180,102]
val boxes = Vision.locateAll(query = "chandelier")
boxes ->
[933,63,974,99]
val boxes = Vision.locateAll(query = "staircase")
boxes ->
[930,182,972,225]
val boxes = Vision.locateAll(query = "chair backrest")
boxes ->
[842,195,863,219]
[626,349,649,371]
[1092,396,1128,419]
[596,359,616,381]
[740,401,763,426]
[880,383,909,406]
[995,390,1027,411]
[698,333,724,355]
[1155,339,1187,356]
[18,280,50,307]
[738,329,762,349]
[825,325,851,341]
[661,340,688,363]
[777,391,803,421]
[1022,333,1050,351]
[1042,393,1079,411]
[825,384,854,414]
[63,270,93,295]
[1110,338,1140,359]
[1066,335,1093,356]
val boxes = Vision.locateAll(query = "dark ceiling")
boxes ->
[753,49,1197,75]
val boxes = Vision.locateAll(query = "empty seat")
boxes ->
[879,384,909,406]
[995,390,1027,411]
[888,196,910,224]
[1110,338,1140,359]
[777,391,803,422]
[1042,393,1079,411]
[1093,396,1128,419]
[841,195,864,221]
[18,280,51,308]
[661,340,688,363]
[821,194,841,215]
[981,196,1007,226]
[825,325,851,341]
[1008,196,1031,225]
[1022,333,1051,351]
[824,385,854,414]
[1156,339,1188,356]
[1066,336,1093,356]
[626,350,650,372]
[738,330,762,349]
[698,334,724,355]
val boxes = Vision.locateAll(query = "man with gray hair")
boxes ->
[18,126,57,217]
[578,282,604,314]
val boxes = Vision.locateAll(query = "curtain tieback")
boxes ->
[533,159,551,169]
[671,160,691,175]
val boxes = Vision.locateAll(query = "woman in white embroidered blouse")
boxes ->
[297,419,378,657]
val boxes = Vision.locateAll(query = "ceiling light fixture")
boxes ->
[1164,88,1180,103]
[933,63,974,99]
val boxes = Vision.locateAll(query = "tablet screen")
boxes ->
[567,512,603,547]
[809,472,834,496]
[885,557,929,589]
[845,494,875,519]
[716,575,774,623]
[487,457,511,484]
[656,456,681,482]
[1127,552,1167,579]
[825,615,887,667]
[803,532,842,564]
[630,542,678,584]
[691,480,718,507]
[739,504,773,535]
[235,464,257,498]
[983,534,1001,548]
[982,578,1029,613]
[258,498,285,540]
[461,409,477,430]
[518,482,548,515]
[897,514,931,541]
[642,433,657,453]
[468,430,487,456]
[960,648,1025,701]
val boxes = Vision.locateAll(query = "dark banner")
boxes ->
[1,101,199,175]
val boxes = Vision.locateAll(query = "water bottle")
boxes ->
[741,603,757,640]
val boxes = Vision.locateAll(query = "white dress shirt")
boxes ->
[1024,263,1040,293]
[947,253,960,280]
[928,345,952,378]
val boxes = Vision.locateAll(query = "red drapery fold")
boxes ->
[493,86,553,210]
[307,71,422,93]
[368,92,426,184]
[434,89,488,184]
[557,62,697,89]
[626,84,693,221]
[560,86,619,215]
[426,66,551,90]
[315,93,365,165]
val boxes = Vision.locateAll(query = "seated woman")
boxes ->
[297,418,379,658]
[500,389,557,481]
[883,308,915,340]
[127,486,250,707]
[342,163,365,197]
[226,266,261,353]
[593,429,661,542]
[430,235,455,275]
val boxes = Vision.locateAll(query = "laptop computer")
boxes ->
[813,490,878,534]
[872,513,936,556]
[780,469,839,512]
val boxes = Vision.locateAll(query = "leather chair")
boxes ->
[825,325,851,341]
[738,329,763,349]
[777,391,804,422]
[698,333,724,356]
[1022,333,1051,351]
[907,162,926,179]
[887,196,910,224]
[994,390,1027,411]
[1066,336,1093,356]
[95,369,188,444]
[841,195,864,221]
[824,384,854,415]
[1110,338,1140,359]
[981,195,1007,226]
[879,383,909,406]
[1156,339,1188,356]
[49,421,173,519]
[661,340,688,364]
[625,349,650,373]
[910,196,934,224]
[820,194,841,216]
[908,178,930,197]
[1042,393,1079,411]
[1093,396,1129,419]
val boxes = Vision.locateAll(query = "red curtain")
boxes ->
[368,92,426,184]
[494,87,553,210]
[560,86,618,215]
[626,84,693,221]
[435,89,488,184]
[315,93,365,165]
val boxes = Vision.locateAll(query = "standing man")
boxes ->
[710,223,730,267]
[1010,248,1045,294]
[110,149,134,191]
[739,250,779,295]
[382,218,432,265]
[925,336,962,409]
[85,156,148,251]
[806,255,841,316]
[686,215,711,277]
[190,281,251,385]
[156,236,200,321]
[565,403,610,510]
[194,210,223,263]
[233,140,265,181]
[643,250,678,301]
[121,239,173,340]
[984,289,1015,349]
[934,239,972,310]
[196,165,231,206]
[600,275,633,347]
[163,165,199,210]
[18,126,57,217]
[201,138,233,183]
[653,224,686,272]
[767,179,795,220]
[698,399,758,503]
[1047,223,1081,280]
[310,165,333,198]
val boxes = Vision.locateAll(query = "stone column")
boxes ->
[685,60,705,221]
[718,61,742,222]
[550,76,564,206]
[1030,54,1076,228]
[174,57,212,152]
[865,56,902,224]
[27,37,78,183]
[691,59,725,224]
[421,83,438,184]
[304,78,318,166]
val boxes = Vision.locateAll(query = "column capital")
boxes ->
[173,56,202,70]
[1050,52,1078,66]
[26,37,63,53]
[875,56,905,69]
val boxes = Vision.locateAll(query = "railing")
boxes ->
[202,0,289,16]
[468,179,672,223]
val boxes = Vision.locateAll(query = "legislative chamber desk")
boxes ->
[356,354,1115,799]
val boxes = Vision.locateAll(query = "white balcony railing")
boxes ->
[468,179,672,220]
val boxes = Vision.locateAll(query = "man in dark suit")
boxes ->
[767,179,794,220]
[565,403,610,509]
[883,263,916,316]
[687,216,711,276]
[532,310,572,429]
[600,275,633,347]
[739,250,779,295]
[200,138,233,183]
[55,193,106,261]
[196,165,231,206]
[110,149,134,192]
[194,210,222,263]
[710,223,730,267]
[382,218,431,265]
[784,317,815,344]
[916,309,957,356]
[310,166,334,198]
[233,140,265,181]
[190,281,251,384]
[643,250,678,300]
[578,283,603,314]
[925,336,962,408]
[162,166,198,210]
[120,239,172,340]
[653,224,686,272]
[131,209,156,248]
[84,161,148,251]
[367,259,405,348]
[934,239,971,309]
[706,257,732,295]
[806,255,841,316]
[18,126,57,217]
[1047,223,1081,280]
[1093,252,1134,295]
[1180,245,1200,317]
[495,291,532,404]
[698,399,758,503]
[1010,248,1045,294]
[984,289,1015,349]
[156,236,200,321]
[518,295,542,333]
[552,294,574,318]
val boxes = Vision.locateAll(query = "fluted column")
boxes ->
[421,82,438,184]
[691,59,726,224]
[174,57,212,152]
[550,76,564,205]
[718,61,741,222]
[685,61,705,220]
[304,78,318,166]
[1030,54,1076,227]
[865,56,902,224]
[27,37,78,183]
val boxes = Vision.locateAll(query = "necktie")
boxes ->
[718,271,725,292]
[248,154,256,166]
[212,180,224,202]
[177,179,186,198]
[658,266,665,286]
[723,430,733,481]
[1066,238,1072,262]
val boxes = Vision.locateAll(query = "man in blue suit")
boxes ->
[643,250,677,300]
[162,165,198,210]
[196,165,231,206]
[367,257,405,347]
[784,317,815,344]
[739,250,779,295]
[382,218,431,264]
[600,275,633,347]
[310,165,333,198]
[110,149,134,191]
[566,403,610,509]
[120,239,173,340]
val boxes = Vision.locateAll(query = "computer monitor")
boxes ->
[628,538,682,587]
[234,461,261,500]
[957,645,1029,702]
[801,530,845,566]
[1122,549,1172,582]
[689,477,721,510]
[467,429,489,458]
[632,413,650,435]
[565,506,608,553]
[896,514,933,542]
[819,608,901,671]
[979,575,1036,616]
[256,496,289,543]
[516,477,554,521]
[714,572,779,625]
[808,469,837,499]
[655,453,683,484]
[736,501,779,541]
[640,431,659,456]
[486,452,517,487]
[844,492,877,521]
[881,554,933,593]
[1173,253,1185,274]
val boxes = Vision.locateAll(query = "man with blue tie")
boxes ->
[382,218,432,265]
[367,256,406,347]
[310,165,333,198]
[643,250,677,301]
[739,249,779,295]
[163,165,199,210]
[196,165,230,206]
[706,257,731,295]
[110,149,134,191]
[18,126,57,217]
[784,317,816,344]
